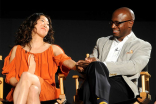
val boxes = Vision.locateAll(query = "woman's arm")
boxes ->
[52,45,76,70]
[63,59,76,70]
[9,46,18,87]
[52,45,77,70]
[9,46,17,63]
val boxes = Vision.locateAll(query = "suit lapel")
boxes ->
[117,32,137,61]
[101,37,113,62]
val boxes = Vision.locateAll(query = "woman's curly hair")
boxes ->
[15,13,54,47]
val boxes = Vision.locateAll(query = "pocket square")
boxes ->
[126,50,133,54]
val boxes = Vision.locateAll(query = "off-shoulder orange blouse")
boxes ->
[2,45,71,101]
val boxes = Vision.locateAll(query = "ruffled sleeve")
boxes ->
[53,53,71,77]
[2,50,16,84]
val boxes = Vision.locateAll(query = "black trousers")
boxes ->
[78,61,134,104]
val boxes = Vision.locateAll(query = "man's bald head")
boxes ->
[113,7,135,21]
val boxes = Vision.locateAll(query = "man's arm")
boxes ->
[89,38,100,59]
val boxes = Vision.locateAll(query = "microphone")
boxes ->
[115,48,119,51]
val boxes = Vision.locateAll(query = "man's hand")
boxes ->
[76,65,85,72]
[76,57,99,72]
[85,57,99,62]
[76,60,91,69]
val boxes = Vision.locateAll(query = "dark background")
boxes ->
[0,1,155,104]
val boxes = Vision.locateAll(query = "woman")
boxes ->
[2,13,78,104]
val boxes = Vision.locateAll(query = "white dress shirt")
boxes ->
[104,32,133,63]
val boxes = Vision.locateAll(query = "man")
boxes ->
[77,7,151,104]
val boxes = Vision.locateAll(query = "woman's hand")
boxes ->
[76,60,91,69]
[76,57,99,71]
[75,63,85,72]
[85,57,99,62]
[10,77,18,87]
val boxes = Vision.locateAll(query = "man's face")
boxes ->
[110,12,130,41]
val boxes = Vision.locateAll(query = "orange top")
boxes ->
[2,45,71,101]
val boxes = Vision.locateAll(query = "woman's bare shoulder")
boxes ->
[10,45,19,63]
[51,44,64,56]
[12,45,19,54]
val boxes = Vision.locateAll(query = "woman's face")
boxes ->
[33,15,49,38]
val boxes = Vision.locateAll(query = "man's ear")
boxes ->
[128,20,134,28]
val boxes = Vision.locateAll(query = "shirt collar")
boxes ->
[114,31,133,43]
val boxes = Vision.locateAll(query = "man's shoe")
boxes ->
[97,98,108,104]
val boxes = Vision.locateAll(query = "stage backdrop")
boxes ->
[0,18,155,104]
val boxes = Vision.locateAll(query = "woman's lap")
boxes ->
[37,76,58,101]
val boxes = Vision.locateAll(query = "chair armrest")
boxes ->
[72,75,79,95]
[140,71,151,93]
[56,74,66,104]
[140,72,151,77]
[0,77,3,99]
[134,71,151,104]
[58,74,65,95]
[0,77,3,104]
